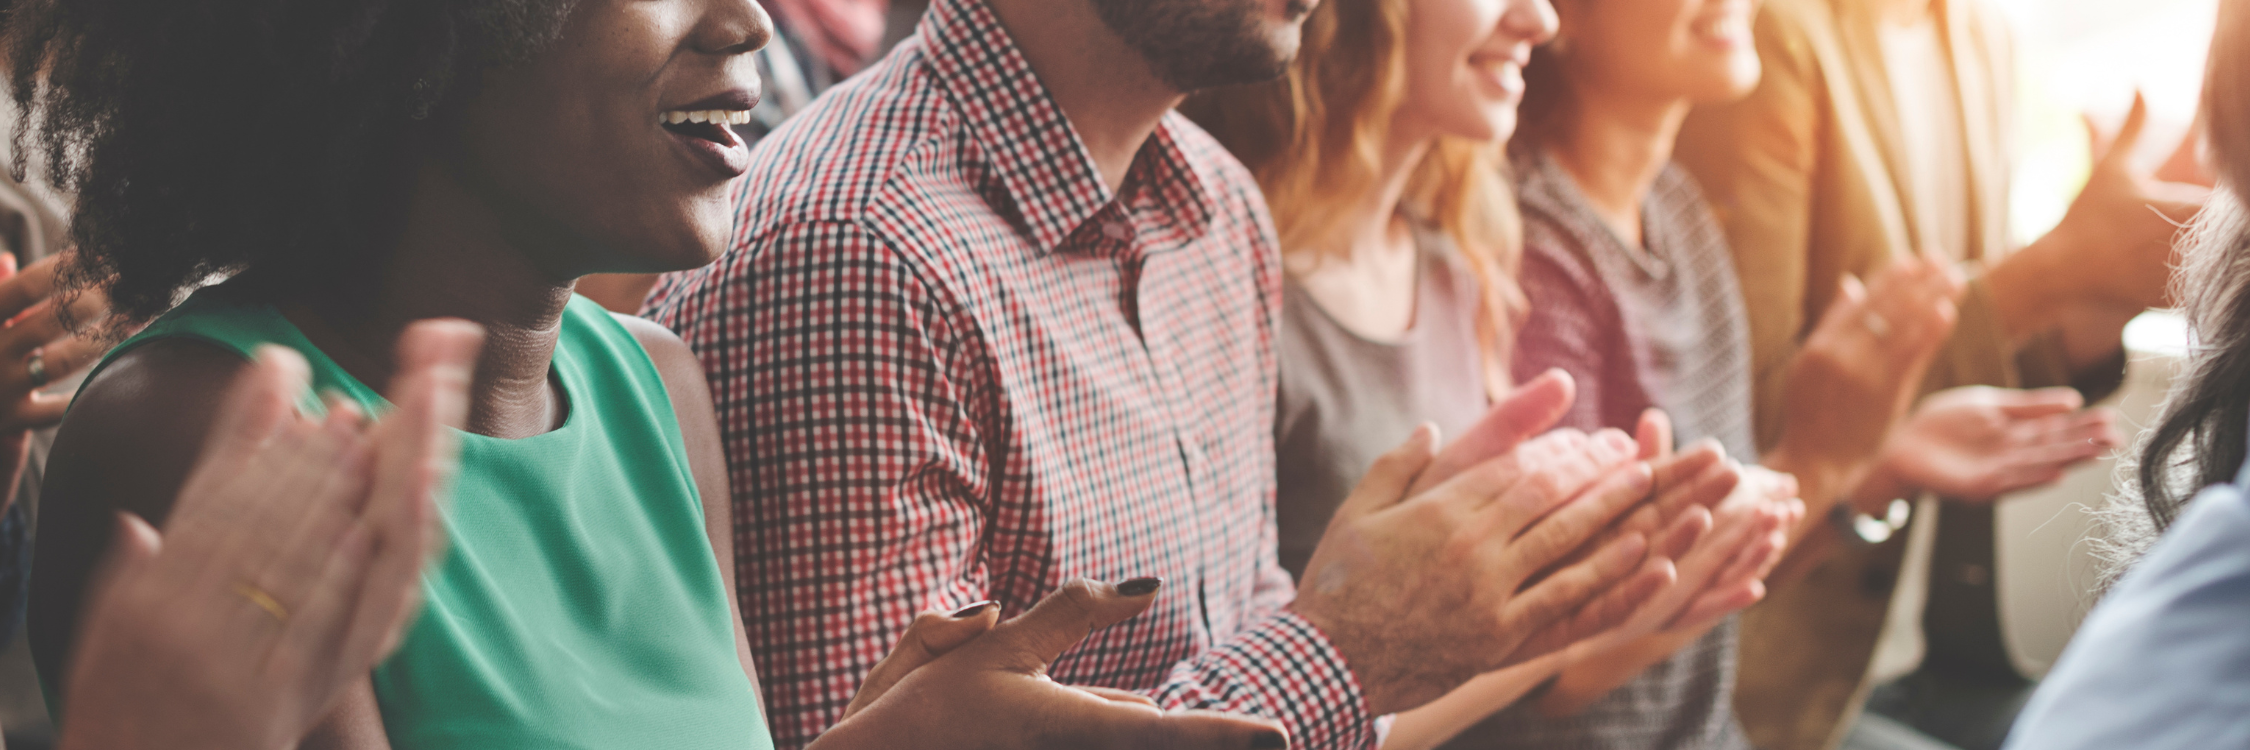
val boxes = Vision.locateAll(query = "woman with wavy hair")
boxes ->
[7,0,1287,748]
[1182,0,1800,747]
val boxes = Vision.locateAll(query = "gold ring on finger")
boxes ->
[233,582,290,623]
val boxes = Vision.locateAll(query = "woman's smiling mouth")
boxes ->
[659,106,754,178]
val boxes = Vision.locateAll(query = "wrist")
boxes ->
[1987,237,2073,343]
[1759,443,1859,517]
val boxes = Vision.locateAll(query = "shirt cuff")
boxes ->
[1228,607,1379,750]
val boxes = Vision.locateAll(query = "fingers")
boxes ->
[84,512,165,612]
[342,320,483,666]
[1076,686,1160,708]
[1078,705,1290,750]
[1667,579,1766,634]
[0,255,59,324]
[1409,369,1575,495]
[847,603,1003,719]
[980,578,1163,672]
[1647,445,1735,519]
[198,346,312,468]
[1634,409,1673,460]
[1508,536,1673,662]
[1331,424,1438,523]
[1656,506,1712,562]
[1992,387,2085,420]
[1492,461,1653,587]
[0,300,67,360]
[1475,429,1635,540]
[2096,91,2151,169]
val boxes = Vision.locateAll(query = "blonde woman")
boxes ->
[1181,0,1800,747]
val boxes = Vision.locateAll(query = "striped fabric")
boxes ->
[1474,150,1755,750]
[643,0,1377,747]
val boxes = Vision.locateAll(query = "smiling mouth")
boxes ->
[659,109,753,146]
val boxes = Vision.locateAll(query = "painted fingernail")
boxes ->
[1251,730,1289,748]
[1117,577,1164,596]
[950,600,997,618]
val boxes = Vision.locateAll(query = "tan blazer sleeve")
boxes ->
[1676,6,1822,452]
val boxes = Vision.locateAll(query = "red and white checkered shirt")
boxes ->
[643,0,1377,747]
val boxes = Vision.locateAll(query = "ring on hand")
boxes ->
[233,582,290,623]
[1860,311,1892,339]
[24,352,46,388]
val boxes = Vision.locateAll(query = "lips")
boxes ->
[659,89,760,179]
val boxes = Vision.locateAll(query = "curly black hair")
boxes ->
[5,0,581,336]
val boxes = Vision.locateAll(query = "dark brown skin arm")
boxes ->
[619,313,766,706]
[32,340,400,750]
[31,340,253,689]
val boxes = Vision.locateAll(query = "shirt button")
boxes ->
[1103,222,1133,241]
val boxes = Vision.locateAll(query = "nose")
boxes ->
[1505,0,1561,45]
[692,0,774,56]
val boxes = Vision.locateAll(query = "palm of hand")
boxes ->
[1882,387,2122,502]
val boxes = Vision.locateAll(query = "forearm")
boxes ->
[1383,655,1564,750]
[1152,608,1381,750]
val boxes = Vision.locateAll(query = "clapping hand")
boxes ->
[1292,371,1687,715]
[1771,251,1963,494]
[816,579,1292,750]
[1866,386,2124,504]
[56,320,482,750]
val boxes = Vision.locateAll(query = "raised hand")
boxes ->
[816,579,1292,750]
[1867,386,2124,503]
[1291,373,1682,715]
[56,320,482,750]
[2063,92,2208,311]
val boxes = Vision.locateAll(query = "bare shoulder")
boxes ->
[611,312,706,395]
[610,312,721,439]
[31,337,253,687]
[50,338,254,525]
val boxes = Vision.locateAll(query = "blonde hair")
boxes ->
[1180,0,1526,374]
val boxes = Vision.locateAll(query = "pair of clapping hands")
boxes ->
[1292,371,1800,717]
[50,322,1297,750]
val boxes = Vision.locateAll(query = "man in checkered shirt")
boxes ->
[645,0,1689,746]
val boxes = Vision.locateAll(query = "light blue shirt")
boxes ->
[2003,463,2250,749]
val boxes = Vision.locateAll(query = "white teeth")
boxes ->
[658,109,755,126]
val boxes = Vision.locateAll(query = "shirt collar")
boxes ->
[916,0,1217,253]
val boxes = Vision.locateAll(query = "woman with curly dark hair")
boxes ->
[5,0,1291,748]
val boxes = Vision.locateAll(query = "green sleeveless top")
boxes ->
[85,287,773,750]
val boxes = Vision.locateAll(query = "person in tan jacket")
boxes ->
[1675,0,2206,748]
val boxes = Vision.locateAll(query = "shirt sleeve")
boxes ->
[647,219,1005,749]
[1151,462,1383,749]
[1152,606,1382,750]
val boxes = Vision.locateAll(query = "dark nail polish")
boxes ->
[1117,577,1164,597]
[950,600,997,618]
[1250,730,1288,748]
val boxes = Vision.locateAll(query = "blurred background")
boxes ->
[1984,0,2212,680]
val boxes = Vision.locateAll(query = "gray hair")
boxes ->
[2096,195,2250,589]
